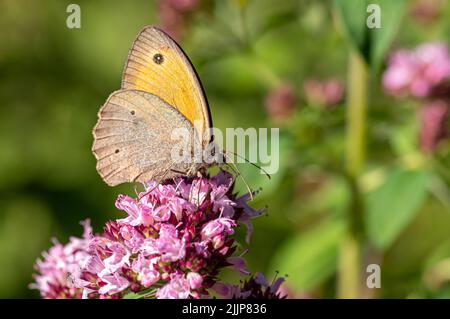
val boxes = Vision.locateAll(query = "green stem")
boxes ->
[338,50,368,298]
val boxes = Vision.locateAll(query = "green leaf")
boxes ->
[369,0,407,70]
[269,220,345,291]
[366,169,430,250]
[333,0,407,69]
[333,0,369,53]
[122,288,156,299]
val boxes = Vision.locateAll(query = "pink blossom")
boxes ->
[236,193,265,243]
[188,178,210,206]
[116,195,142,226]
[120,225,144,252]
[157,0,200,40]
[410,0,443,25]
[201,218,235,239]
[187,272,203,289]
[210,185,235,217]
[156,275,191,299]
[32,172,274,299]
[303,79,345,108]
[227,257,250,275]
[153,205,172,221]
[212,282,244,299]
[30,220,92,299]
[418,99,449,152]
[155,224,186,262]
[100,242,130,276]
[383,42,450,98]
[140,268,160,288]
[264,83,297,123]
[98,274,130,295]
[255,272,285,293]
[131,255,160,287]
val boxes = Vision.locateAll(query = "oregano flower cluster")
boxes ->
[31,172,286,299]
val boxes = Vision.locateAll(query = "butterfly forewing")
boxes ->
[121,26,211,141]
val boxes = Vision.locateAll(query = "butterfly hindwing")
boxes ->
[92,90,199,186]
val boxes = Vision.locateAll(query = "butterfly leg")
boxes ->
[170,168,188,176]
[137,170,172,199]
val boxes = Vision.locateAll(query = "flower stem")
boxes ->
[338,50,368,298]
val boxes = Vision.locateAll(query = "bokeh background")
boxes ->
[1,0,449,298]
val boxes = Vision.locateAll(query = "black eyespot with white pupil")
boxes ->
[153,53,164,64]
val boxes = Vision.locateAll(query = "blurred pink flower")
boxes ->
[303,79,345,108]
[264,83,298,123]
[383,42,450,98]
[410,0,443,25]
[418,99,450,153]
[157,0,200,40]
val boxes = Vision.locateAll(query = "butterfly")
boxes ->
[92,26,221,186]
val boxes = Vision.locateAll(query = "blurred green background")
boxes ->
[1,0,449,298]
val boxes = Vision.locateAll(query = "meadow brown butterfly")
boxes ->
[92,26,219,186]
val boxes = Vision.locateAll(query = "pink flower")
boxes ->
[157,0,200,40]
[236,193,265,243]
[188,178,210,206]
[156,274,191,299]
[201,218,236,240]
[116,195,142,226]
[303,79,345,108]
[212,282,244,299]
[30,220,93,299]
[418,99,449,152]
[32,172,272,299]
[254,272,285,293]
[410,0,443,25]
[120,225,144,252]
[187,272,203,289]
[155,224,186,262]
[98,274,130,295]
[383,42,450,98]
[227,256,250,275]
[153,205,172,221]
[210,185,235,217]
[264,83,297,123]
[100,242,130,276]
[140,268,160,288]
[131,255,160,287]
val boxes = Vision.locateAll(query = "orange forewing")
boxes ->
[121,26,211,140]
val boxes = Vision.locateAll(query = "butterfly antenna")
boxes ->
[223,152,254,201]
[223,163,239,184]
[227,150,271,180]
